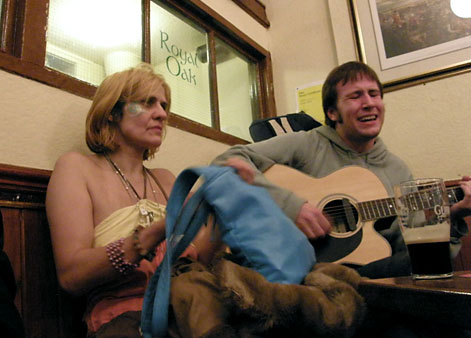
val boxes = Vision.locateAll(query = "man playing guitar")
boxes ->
[212,61,471,279]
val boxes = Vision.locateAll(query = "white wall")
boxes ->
[266,0,338,114]
[382,73,471,179]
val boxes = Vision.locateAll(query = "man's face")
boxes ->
[328,76,385,153]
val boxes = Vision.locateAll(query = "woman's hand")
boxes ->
[224,157,255,184]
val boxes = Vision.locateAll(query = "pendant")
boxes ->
[139,205,154,226]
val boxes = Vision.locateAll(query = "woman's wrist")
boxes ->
[132,220,166,261]
[105,238,139,275]
[133,225,156,261]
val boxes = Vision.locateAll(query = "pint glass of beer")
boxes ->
[394,178,453,279]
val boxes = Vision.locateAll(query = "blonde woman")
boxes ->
[46,64,214,337]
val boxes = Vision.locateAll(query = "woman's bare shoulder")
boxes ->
[53,152,99,171]
[50,152,104,185]
[54,151,92,166]
[149,167,175,179]
[148,167,176,193]
[46,152,95,216]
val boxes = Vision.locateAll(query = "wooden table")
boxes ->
[358,270,471,330]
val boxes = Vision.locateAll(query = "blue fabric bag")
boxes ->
[141,165,316,337]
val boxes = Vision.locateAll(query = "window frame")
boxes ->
[0,0,275,145]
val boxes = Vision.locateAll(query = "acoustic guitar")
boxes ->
[263,164,463,266]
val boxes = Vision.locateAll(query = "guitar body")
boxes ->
[264,164,392,265]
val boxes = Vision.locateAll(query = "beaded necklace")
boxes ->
[104,153,157,225]
[104,153,150,201]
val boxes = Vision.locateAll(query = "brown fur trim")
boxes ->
[212,259,366,338]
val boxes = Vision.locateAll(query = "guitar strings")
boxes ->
[318,185,461,221]
[319,199,395,219]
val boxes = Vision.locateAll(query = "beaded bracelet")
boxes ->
[133,226,156,262]
[105,238,139,275]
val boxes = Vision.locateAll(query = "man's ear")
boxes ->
[327,108,338,122]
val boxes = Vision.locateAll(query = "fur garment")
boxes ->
[209,259,366,338]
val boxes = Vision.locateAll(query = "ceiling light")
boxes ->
[450,0,471,18]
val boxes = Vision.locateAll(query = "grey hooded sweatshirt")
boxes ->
[212,125,466,257]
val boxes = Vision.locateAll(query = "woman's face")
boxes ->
[116,85,168,152]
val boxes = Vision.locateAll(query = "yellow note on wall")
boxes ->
[296,81,324,124]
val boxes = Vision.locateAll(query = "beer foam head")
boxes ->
[402,222,450,244]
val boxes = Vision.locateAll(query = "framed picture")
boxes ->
[348,0,471,91]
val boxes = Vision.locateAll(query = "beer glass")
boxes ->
[394,178,453,279]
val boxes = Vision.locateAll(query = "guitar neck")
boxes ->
[448,186,464,205]
[358,186,463,222]
[357,197,396,222]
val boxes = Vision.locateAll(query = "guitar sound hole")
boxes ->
[323,198,359,234]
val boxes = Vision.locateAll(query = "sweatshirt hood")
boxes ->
[316,125,388,165]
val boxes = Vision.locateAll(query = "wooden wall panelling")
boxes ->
[0,163,86,338]
[23,208,60,338]
[2,207,23,311]
[1,206,60,338]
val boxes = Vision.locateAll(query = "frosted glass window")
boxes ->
[150,1,211,127]
[216,39,259,141]
[43,0,263,141]
[46,0,142,86]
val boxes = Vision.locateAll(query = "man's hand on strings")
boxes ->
[451,176,471,219]
[296,202,332,239]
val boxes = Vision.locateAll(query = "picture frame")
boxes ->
[348,0,471,92]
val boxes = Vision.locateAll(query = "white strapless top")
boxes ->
[93,199,166,248]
